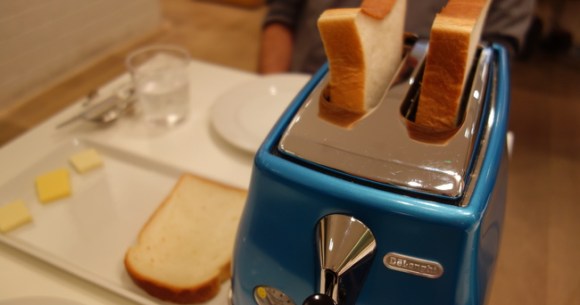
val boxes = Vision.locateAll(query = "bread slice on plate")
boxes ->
[317,0,406,118]
[415,0,491,131]
[125,173,247,304]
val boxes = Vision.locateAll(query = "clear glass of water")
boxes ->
[126,45,190,126]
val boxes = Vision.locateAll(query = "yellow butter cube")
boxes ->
[35,168,71,203]
[0,200,32,233]
[69,148,103,174]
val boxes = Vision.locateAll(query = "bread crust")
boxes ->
[124,173,246,304]
[416,25,471,128]
[415,0,490,132]
[125,258,231,304]
[318,85,365,128]
[318,8,366,114]
[361,0,396,19]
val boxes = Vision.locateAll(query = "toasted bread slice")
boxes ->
[317,0,406,115]
[415,0,491,130]
[125,174,247,304]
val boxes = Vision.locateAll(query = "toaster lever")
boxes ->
[304,215,376,305]
[303,293,335,305]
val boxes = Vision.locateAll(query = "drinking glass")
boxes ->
[126,45,191,126]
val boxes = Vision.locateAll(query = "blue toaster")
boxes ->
[230,40,510,305]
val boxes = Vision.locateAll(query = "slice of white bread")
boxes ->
[415,0,491,130]
[317,0,406,115]
[125,173,247,304]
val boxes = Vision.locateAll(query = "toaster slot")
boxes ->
[400,46,485,144]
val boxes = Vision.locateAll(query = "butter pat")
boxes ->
[69,148,103,174]
[35,168,71,203]
[0,200,32,233]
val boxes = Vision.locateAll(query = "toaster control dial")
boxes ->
[254,286,296,305]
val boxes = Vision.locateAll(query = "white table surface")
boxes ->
[0,60,266,304]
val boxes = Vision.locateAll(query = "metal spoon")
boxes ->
[56,88,135,129]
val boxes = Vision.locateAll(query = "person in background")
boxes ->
[541,0,573,53]
[259,0,536,74]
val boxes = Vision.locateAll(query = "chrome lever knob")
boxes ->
[314,214,376,305]
[303,294,335,305]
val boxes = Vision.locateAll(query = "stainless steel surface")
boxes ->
[455,52,502,207]
[279,41,494,199]
[315,215,376,305]
[56,86,135,128]
[383,252,444,279]
[253,286,296,305]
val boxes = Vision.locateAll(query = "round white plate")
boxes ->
[0,297,84,305]
[210,74,310,152]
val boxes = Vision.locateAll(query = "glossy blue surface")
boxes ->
[232,44,510,305]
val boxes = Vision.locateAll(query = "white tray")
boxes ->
[0,139,229,305]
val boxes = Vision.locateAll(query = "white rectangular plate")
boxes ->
[0,139,230,305]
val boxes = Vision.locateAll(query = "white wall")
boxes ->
[0,0,161,112]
